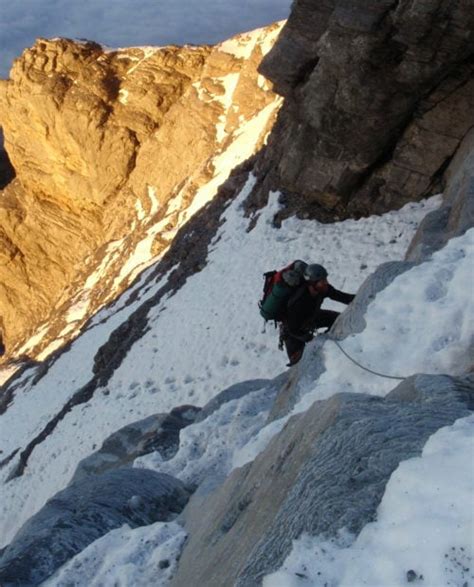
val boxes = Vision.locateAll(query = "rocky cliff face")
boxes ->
[0,8,472,586]
[251,0,474,220]
[0,24,283,358]
[172,375,472,587]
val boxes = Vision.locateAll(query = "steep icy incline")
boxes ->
[27,223,473,586]
[0,176,440,547]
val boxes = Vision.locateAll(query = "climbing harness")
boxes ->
[331,339,406,381]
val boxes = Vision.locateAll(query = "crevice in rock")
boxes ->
[0,130,15,190]
[124,130,140,179]
[293,57,319,88]
[418,61,474,118]
[429,145,460,192]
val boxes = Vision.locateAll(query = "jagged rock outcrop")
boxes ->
[406,127,474,262]
[171,375,473,587]
[250,0,474,220]
[0,24,283,358]
[0,468,190,585]
[194,378,274,423]
[70,405,201,484]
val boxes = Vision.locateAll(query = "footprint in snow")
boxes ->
[425,282,448,302]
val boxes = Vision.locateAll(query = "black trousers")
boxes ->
[281,309,339,365]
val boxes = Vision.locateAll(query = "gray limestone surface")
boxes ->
[172,374,473,587]
[0,468,190,586]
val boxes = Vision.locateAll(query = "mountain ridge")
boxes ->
[0,8,472,586]
[0,23,283,360]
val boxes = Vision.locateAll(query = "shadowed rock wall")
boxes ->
[251,0,474,220]
[406,127,474,262]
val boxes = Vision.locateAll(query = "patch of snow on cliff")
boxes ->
[259,21,286,55]
[43,521,186,587]
[258,74,270,90]
[118,88,129,104]
[215,73,240,143]
[219,27,263,60]
[125,47,161,75]
[146,185,160,216]
[16,324,50,356]
[187,99,281,220]
[219,21,285,59]
[65,298,90,323]
[263,415,474,587]
[135,197,146,221]
[112,230,160,290]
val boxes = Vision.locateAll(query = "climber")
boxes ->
[259,260,308,323]
[280,263,355,366]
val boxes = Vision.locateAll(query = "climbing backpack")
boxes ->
[259,261,306,322]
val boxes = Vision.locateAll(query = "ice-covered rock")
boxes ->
[70,404,201,484]
[195,378,276,423]
[0,468,190,586]
[171,374,473,587]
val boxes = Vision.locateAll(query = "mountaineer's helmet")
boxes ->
[282,260,308,286]
[293,260,308,275]
[304,263,328,282]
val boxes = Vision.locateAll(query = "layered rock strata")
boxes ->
[0,25,282,357]
[251,0,474,219]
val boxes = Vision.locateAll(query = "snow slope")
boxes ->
[48,220,474,587]
[40,193,473,587]
[0,177,442,548]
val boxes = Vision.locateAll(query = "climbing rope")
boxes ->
[331,339,407,381]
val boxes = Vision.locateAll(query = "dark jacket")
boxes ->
[285,284,354,334]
